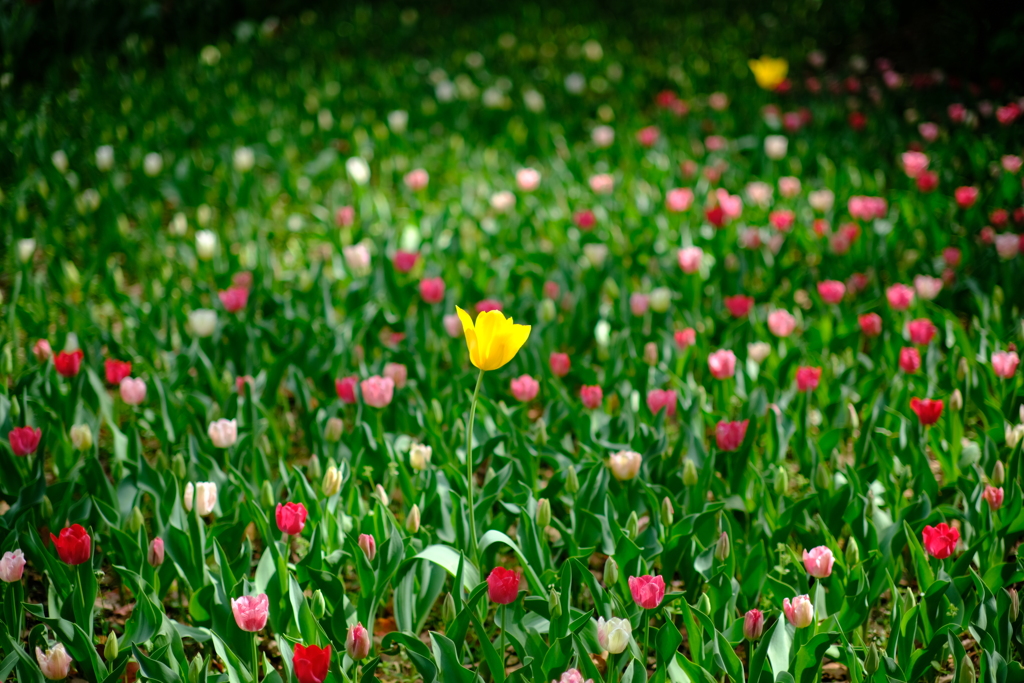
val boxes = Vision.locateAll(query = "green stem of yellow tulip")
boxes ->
[467,368,485,561]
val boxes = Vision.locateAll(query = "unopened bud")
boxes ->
[950,389,963,412]
[539,298,557,323]
[625,511,639,540]
[775,466,789,495]
[104,631,119,661]
[188,654,204,683]
[682,458,698,486]
[260,480,275,508]
[864,644,880,675]
[322,464,342,497]
[442,592,456,625]
[847,403,860,430]
[128,506,144,534]
[307,454,321,481]
[70,424,93,451]
[406,504,421,534]
[603,557,619,586]
[957,357,968,381]
[697,592,711,615]
[661,497,674,528]
[992,461,1005,486]
[715,532,730,560]
[845,537,860,566]
[324,416,344,442]
[41,496,53,519]
[1009,588,1019,623]
[536,498,551,528]
[958,654,975,683]
[643,342,659,366]
[565,466,580,494]
[10,397,19,418]
[548,587,562,618]
[171,452,187,480]
[311,590,326,619]
[374,484,390,507]
[815,462,831,490]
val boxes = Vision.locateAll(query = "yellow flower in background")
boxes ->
[749,56,789,90]
[455,306,531,371]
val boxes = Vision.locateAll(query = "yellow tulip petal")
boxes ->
[499,323,531,367]
[456,306,482,369]
[473,310,504,366]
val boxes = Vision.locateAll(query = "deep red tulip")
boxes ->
[9,426,41,456]
[51,524,91,565]
[573,210,596,230]
[419,278,445,304]
[275,502,308,535]
[715,420,749,451]
[104,359,132,385]
[705,205,726,228]
[910,397,944,425]
[922,523,958,559]
[858,313,883,337]
[335,376,358,404]
[724,295,754,318]
[487,567,521,604]
[393,251,419,273]
[292,644,331,683]
[795,367,822,392]
[54,350,84,378]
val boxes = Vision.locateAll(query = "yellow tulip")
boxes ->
[748,56,788,91]
[455,306,531,371]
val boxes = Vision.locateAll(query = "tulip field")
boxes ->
[3,3,1024,683]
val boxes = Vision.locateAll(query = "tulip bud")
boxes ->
[260,480,275,508]
[41,496,53,519]
[775,466,789,495]
[375,484,390,507]
[189,654,205,683]
[346,623,371,661]
[1009,588,1020,623]
[643,342,659,366]
[128,506,144,534]
[548,587,562,618]
[715,532,730,560]
[957,357,968,381]
[358,533,376,561]
[406,504,421,534]
[539,298,557,322]
[603,557,619,586]
[565,466,580,494]
[70,424,93,451]
[104,632,119,661]
[815,462,831,490]
[864,644,880,675]
[661,497,674,528]
[307,454,321,482]
[442,592,456,625]
[625,511,639,540]
[845,537,860,566]
[530,500,550,531]
[682,459,698,486]
[950,389,963,412]
[148,537,165,567]
[992,461,1005,486]
[959,655,975,683]
[743,609,764,641]
[10,397,19,418]
[311,590,326,619]
[324,416,344,442]
[650,287,672,313]
[171,453,187,480]
[697,592,711,615]
[321,464,342,497]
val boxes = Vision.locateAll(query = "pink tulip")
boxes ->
[628,575,665,609]
[859,313,883,337]
[677,247,703,273]
[360,376,394,409]
[913,275,943,300]
[516,168,541,192]
[148,538,165,567]
[383,363,408,389]
[0,549,26,582]
[630,293,649,316]
[716,189,743,219]
[784,595,814,627]
[708,349,737,380]
[219,287,249,313]
[335,206,355,227]
[715,420,748,451]
[231,594,269,632]
[346,622,371,660]
[119,377,147,405]
[393,251,419,273]
[580,385,603,409]
[359,533,377,561]
[33,339,52,362]
[511,375,540,403]
[419,278,445,304]
[589,174,614,194]
[984,486,1004,511]
[795,367,822,392]
[778,176,801,198]
[901,151,929,178]
[549,353,570,377]
[674,328,696,351]
[954,186,978,209]
[899,347,921,374]
[443,314,463,338]
[907,319,936,345]
[817,280,846,304]
[887,284,915,310]
[768,310,796,338]
[404,168,429,191]
[1002,155,1022,174]
[992,351,1020,379]
[919,122,939,141]
[636,126,660,147]
[666,188,694,212]
[802,546,835,578]
[646,389,677,417]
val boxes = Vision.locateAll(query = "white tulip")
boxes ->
[185,481,218,516]
[233,146,255,173]
[17,238,36,264]
[195,230,217,261]
[207,419,238,448]
[189,309,218,338]
[143,152,163,177]
[597,617,631,654]
[409,443,432,471]
[95,145,115,171]
[387,110,409,134]
[808,189,835,213]
[51,150,69,174]
[346,157,371,186]
[764,135,788,160]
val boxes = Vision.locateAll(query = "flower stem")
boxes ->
[466,368,485,561]
[250,633,259,683]
[499,603,507,680]
[643,609,651,670]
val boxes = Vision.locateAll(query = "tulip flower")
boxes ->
[70,424,92,451]
[408,443,432,471]
[335,376,358,403]
[189,309,218,337]
[275,502,308,535]
[796,367,822,392]
[516,168,541,192]
[487,567,520,604]
[511,375,540,402]
[715,420,749,451]
[148,538,165,567]
[708,349,737,379]
[185,482,218,516]
[886,284,915,310]
[419,277,445,304]
[292,644,331,683]
[646,389,677,416]
[580,385,603,409]
[666,188,694,212]
[119,377,147,405]
[677,246,703,273]
[9,426,41,456]
[783,595,814,627]
[231,594,269,632]
[608,450,642,481]
[0,549,26,582]
[51,524,91,565]
[628,575,665,609]
[724,295,754,318]
[910,397,944,425]
[768,310,796,338]
[907,319,937,345]
[802,546,835,578]
[549,352,570,377]
[743,609,764,640]
[859,313,883,337]
[383,363,408,389]
[674,328,696,350]
[554,670,593,683]
[33,339,53,362]
[208,419,238,448]
[629,293,650,316]
[455,307,531,372]
[954,186,978,209]
[899,347,921,374]
[597,617,631,654]
[346,622,371,660]
[360,376,395,408]
[984,486,1004,511]
[54,349,84,378]
[922,523,959,559]
[816,280,846,304]
[749,56,788,90]
[992,351,1020,379]
[404,168,429,191]
[219,287,249,313]
[36,644,73,680]
[104,359,132,385]
[358,533,376,562]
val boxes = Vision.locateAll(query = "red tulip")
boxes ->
[907,319,936,345]
[816,280,846,304]
[943,247,962,267]
[393,251,419,273]
[954,186,978,209]
[705,205,726,228]
[899,347,921,374]
[910,397,944,425]
[628,575,665,609]
[9,426,41,456]
[646,389,677,417]
[795,367,822,392]
[674,328,696,350]
[922,523,958,559]
[858,313,883,337]
[769,210,795,232]
[983,486,1004,511]
[104,359,132,385]
[580,385,603,409]
[219,287,249,313]
[335,206,355,227]
[51,524,91,565]
[724,295,754,318]
[475,299,503,313]
[419,278,445,304]
[487,567,521,604]
[54,350,84,378]
[636,126,660,147]
[335,376,358,404]
[715,420,749,451]
[915,170,938,193]
[573,210,596,230]
[275,502,308,535]
[549,353,570,377]
[292,644,331,683]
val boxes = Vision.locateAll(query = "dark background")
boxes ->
[1,0,1023,88]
